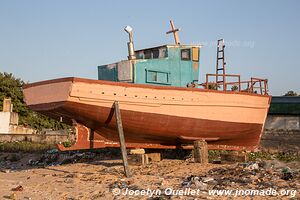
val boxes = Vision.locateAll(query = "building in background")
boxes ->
[0,98,34,134]
[261,96,300,152]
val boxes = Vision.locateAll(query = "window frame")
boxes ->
[181,48,191,61]
[145,69,171,85]
[192,47,199,62]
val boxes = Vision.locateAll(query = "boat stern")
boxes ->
[23,78,74,111]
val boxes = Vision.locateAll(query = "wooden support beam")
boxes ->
[114,101,131,177]
[193,140,208,164]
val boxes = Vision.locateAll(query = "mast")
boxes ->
[166,20,181,45]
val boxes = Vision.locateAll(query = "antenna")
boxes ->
[166,20,181,45]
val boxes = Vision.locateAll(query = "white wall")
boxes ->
[0,112,10,133]
[265,115,300,130]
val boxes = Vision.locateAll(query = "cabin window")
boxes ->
[181,49,191,60]
[192,47,199,62]
[146,70,170,85]
[152,49,159,59]
[136,51,144,59]
[148,71,157,82]
[159,47,167,58]
[135,47,168,60]
[144,50,152,59]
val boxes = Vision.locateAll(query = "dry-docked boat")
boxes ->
[23,21,271,151]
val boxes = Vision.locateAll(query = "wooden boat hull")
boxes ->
[23,77,271,150]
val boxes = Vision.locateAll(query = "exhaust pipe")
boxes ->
[124,25,136,60]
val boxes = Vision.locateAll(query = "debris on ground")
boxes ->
[180,160,299,192]
[0,151,299,199]
[11,185,23,192]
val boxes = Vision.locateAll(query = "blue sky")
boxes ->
[0,0,299,95]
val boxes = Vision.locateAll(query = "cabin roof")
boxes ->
[135,44,202,52]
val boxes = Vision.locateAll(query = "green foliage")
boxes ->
[208,150,300,163]
[284,90,298,96]
[248,151,300,162]
[0,142,55,152]
[248,151,272,161]
[231,85,239,91]
[0,72,26,115]
[275,152,300,162]
[207,83,219,90]
[0,72,69,131]
[62,141,72,148]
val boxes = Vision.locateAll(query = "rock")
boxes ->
[1,169,10,173]
[181,175,195,187]
[181,176,208,190]
[245,163,259,170]
[181,180,191,187]
[64,178,74,184]
[160,178,168,186]
[207,180,218,185]
[194,181,208,190]
[74,173,83,179]
[128,149,145,154]
[202,177,214,183]
[9,193,17,200]
[276,179,289,188]
[7,154,22,162]
[212,160,221,164]
[281,167,293,180]
[46,149,59,154]
[11,185,23,191]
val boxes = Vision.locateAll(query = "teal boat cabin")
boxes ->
[98,21,201,88]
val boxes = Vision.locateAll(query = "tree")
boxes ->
[0,72,68,131]
[207,83,219,90]
[231,85,239,91]
[284,90,298,96]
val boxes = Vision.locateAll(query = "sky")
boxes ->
[0,0,299,95]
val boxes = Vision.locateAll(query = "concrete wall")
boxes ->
[0,108,34,134]
[264,115,300,130]
[0,133,75,144]
[10,112,18,125]
[8,125,36,134]
[260,130,300,153]
[0,112,10,133]
[260,115,300,153]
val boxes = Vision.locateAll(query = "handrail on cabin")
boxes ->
[200,74,268,95]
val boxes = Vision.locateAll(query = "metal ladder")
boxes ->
[216,39,226,90]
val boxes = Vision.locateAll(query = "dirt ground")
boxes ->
[0,152,299,200]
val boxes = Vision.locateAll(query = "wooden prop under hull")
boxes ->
[57,121,256,151]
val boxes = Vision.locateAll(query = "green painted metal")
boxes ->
[98,45,200,87]
[98,65,117,81]
[269,103,300,115]
[268,97,300,115]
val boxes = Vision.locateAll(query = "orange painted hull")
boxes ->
[23,77,271,150]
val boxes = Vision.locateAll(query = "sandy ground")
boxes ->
[0,154,299,200]
[0,159,218,200]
